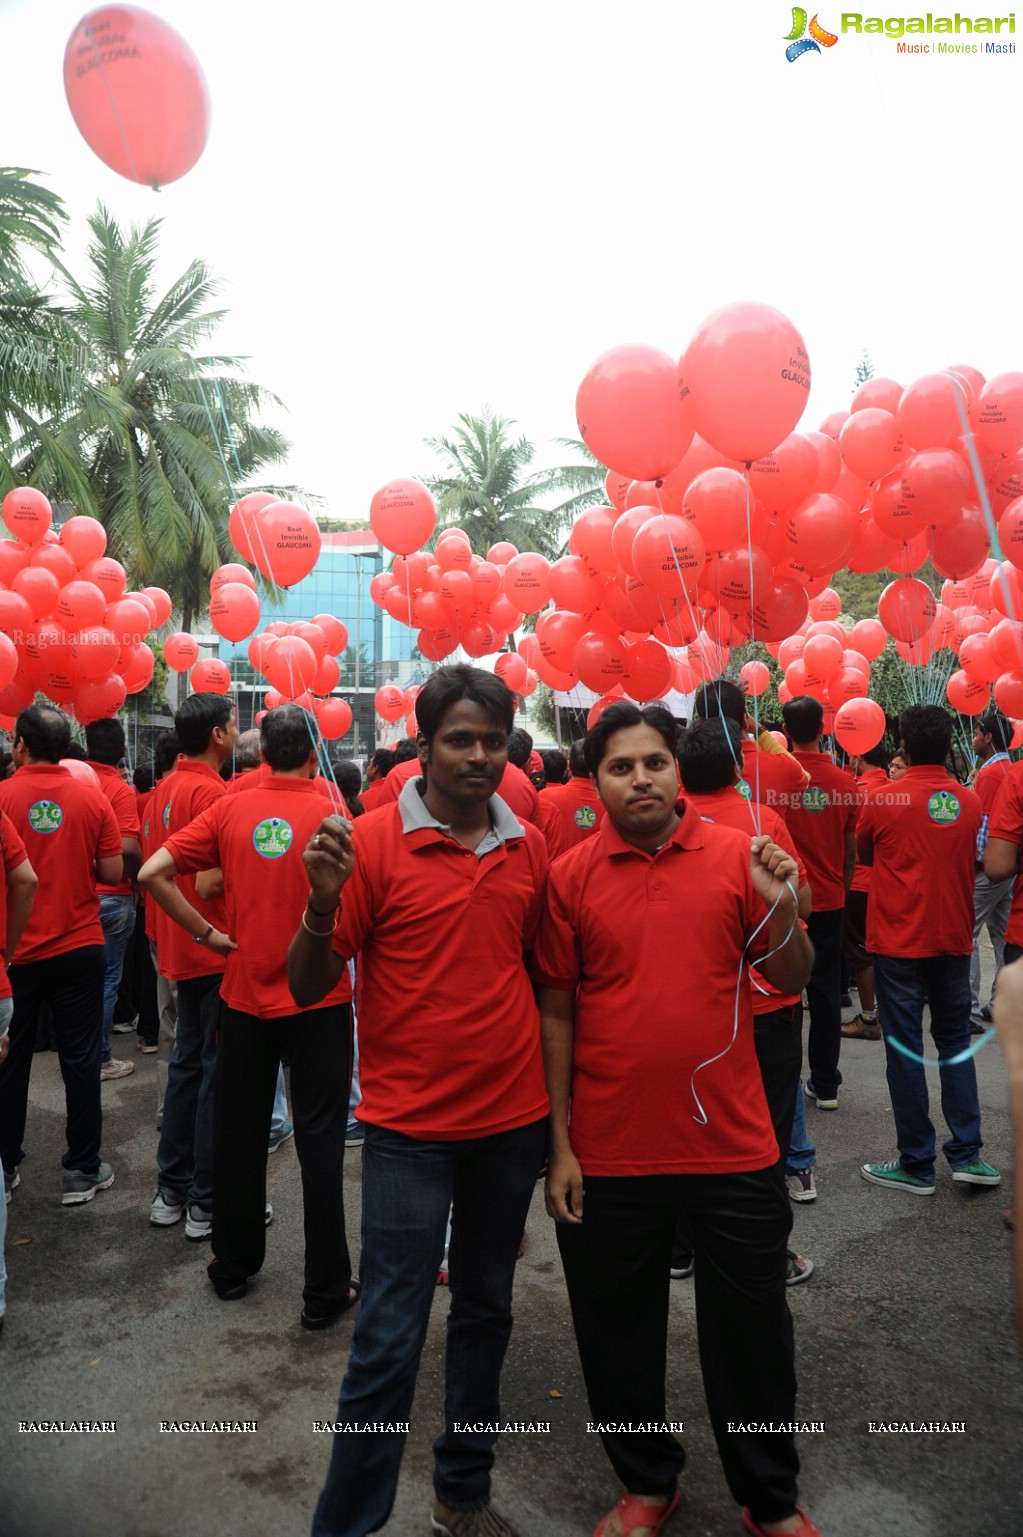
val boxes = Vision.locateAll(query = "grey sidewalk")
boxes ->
[1,970,1020,1537]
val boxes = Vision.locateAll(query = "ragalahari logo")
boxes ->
[784,8,840,58]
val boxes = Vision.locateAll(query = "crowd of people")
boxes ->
[0,663,1020,1537]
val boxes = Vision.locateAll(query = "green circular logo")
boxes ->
[162,800,171,829]
[252,816,294,859]
[28,799,63,834]
[143,817,150,840]
[928,790,961,825]
[801,786,829,814]
[574,806,597,830]
[736,778,752,801]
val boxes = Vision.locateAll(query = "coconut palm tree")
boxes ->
[6,205,295,631]
[423,409,604,560]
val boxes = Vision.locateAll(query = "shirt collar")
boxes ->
[397,774,525,849]
[598,796,706,859]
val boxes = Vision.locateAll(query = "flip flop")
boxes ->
[741,1507,823,1537]
[594,1488,679,1537]
[300,1280,361,1330]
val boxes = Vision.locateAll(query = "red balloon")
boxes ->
[264,635,318,697]
[487,541,519,565]
[748,433,819,515]
[806,431,842,492]
[576,344,693,480]
[838,409,906,482]
[898,372,972,451]
[548,556,605,614]
[210,562,257,595]
[1,487,51,545]
[0,542,30,586]
[536,609,588,673]
[899,450,971,530]
[250,502,321,587]
[850,377,904,415]
[69,625,120,680]
[989,561,1023,619]
[878,578,937,643]
[209,582,261,643]
[63,6,210,188]
[369,479,437,555]
[30,543,77,587]
[311,613,348,654]
[817,409,849,439]
[58,515,107,566]
[81,556,127,603]
[12,565,60,620]
[740,660,771,697]
[786,494,858,574]
[622,640,673,702]
[946,669,989,716]
[751,578,809,642]
[680,303,811,463]
[289,621,329,663]
[140,585,172,627]
[802,633,844,679]
[930,504,990,581]
[163,630,200,672]
[104,596,153,646]
[960,633,1000,684]
[0,633,17,692]
[75,671,128,723]
[682,468,752,550]
[604,471,632,513]
[503,553,551,613]
[569,506,618,576]
[60,757,100,788]
[833,698,886,755]
[229,493,275,563]
[849,618,887,660]
[189,659,232,696]
[117,641,155,694]
[705,544,772,614]
[976,372,1023,457]
[317,698,353,741]
[809,587,842,622]
[632,514,706,597]
[994,672,1023,718]
[311,656,341,697]
[494,653,528,692]
[55,579,107,632]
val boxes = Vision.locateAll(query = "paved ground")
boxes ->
[1,951,1021,1537]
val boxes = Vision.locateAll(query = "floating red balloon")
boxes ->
[2,487,52,545]
[209,582,261,643]
[369,479,438,555]
[58,514,107,567]
[576,344,693,481]
[834,698,886,755]
[163,631,200,672]
[250,502,321,587]
[680,303,811,464]
[189,658,232,695]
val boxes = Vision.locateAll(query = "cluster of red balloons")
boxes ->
[0,489,164,727]
[241,614,352,739]
[227,493,321,588]
[374,682,423,741]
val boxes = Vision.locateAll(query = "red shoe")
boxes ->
[594,1489,679,1536]
[741,1509,822,1537]
[516,1232,526,1260]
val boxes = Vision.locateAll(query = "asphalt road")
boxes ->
[1,952,1020,1537]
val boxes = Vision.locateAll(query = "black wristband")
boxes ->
[307,893,340,918]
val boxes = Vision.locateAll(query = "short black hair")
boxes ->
[16,705,70,764]
[900,704,952,766]
[331,758,364,818]
[568,739,588,778]
[62,740,88,762]
[584,702,679,776]
[260,705,319,773]
[415,665,515,748]
[174,692,234,757]
[782,695,824,745]
[858,742,890,769]
[977,712,1013,754]
[153,730,182,778]
[693,681,746,727]
[133,765,155,795]
[506,727,534,768]
[369,748,396,778]
[677,718,743,795]
[393,737,420,763]
[540,748,568,785]
[85,717,126,766]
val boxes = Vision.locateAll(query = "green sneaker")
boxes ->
[951,1158,1001,1186]
[861,1158,935,1195]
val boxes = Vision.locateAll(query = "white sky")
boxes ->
[2,0,1021,520]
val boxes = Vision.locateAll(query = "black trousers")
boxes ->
[805,908,845,1100]
[0,945,105,1176]
[558,1168,799,1525]
[211,1003,353,1309]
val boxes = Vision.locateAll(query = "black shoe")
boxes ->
[981,1005,994,1023]
[207,1261,248,1301]
[300,1281,361,1330]
[840,993,853,1008]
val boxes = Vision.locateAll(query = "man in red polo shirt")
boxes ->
[145,692,236,1241]
[141,705,355,1323]
[85,717,142,1081]
[535,701,817,1537]
[840,743,891,1042]
[968,712,1014,1028]
[377,723,543,826]
[693,682,809,822]
[860,705,996,1195]
[0,705,122,1205]
[358,748,395,813]
[288,665,548,1537]
[539,738,605,854]
[140,730,182,1121]
[781,695,857,1112]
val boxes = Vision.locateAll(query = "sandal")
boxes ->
[1005,1210,1016,1232]
[785,1250,813,1286]
[741,1508,822,1537]
[594,1489,679,1537]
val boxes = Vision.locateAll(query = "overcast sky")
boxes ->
[2,0,1020,521]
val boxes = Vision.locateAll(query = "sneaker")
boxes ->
[111,1015,139,1034]
[345,1125,364,1147]
[861,1158,935,1195]
[62,1162,115,1205]
[951,1158,1001,1186]
[804,1079,839,1111]
[841,1012,881,1041]
[840,992,853,1008]
[669,1258,694,1279]
[100,1058,134,1081]
[185,1203,212,1241]
[268,1119,294,1153]
[138,1038,159,1054]
[786,1168,817,1202]
[150,1189,185,1226]
[265,1202,273,1226]
[431,1503,523,1537]
[4,1169,20,1205]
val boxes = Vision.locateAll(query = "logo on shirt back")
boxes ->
[736,779,752,801]
[574,806,597,830]
[928,790,961,824]
[28,800,63,834]
[162,801,171,829]
[252,817,294,859]
[801,786,829,813]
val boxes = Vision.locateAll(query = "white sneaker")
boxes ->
[786,1169,817,1203]
[101,1058,134,1081]
[150,1189,185,1226]
[185,1203,212,1241]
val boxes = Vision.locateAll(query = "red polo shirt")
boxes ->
[540,777,605,849]
[857,766,982,957]
[783,750,858,911]
[974,754,1011,819]
[0,810,28,998]
[89,761,141,897]
[849,768,890,893]
[0,764,121,964]
[739,739,807,824]
[148,760,228,981]
[985,763,1023,945]
[379,755,542,826]
[359,777,391,813]
[684,786,807,1015]
[164,776,352,1018]
[532,801,777,1177]
[329,802,549,1140]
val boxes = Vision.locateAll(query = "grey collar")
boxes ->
[397,775,525,856]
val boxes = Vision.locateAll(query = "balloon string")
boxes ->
[886,1024,996,1069]
[80,28,144,188]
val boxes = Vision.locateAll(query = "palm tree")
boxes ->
[6,206,295,632]
[423,409,604,560]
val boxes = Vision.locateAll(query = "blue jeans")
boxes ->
[0,996,14,1318]
[786,1080,816,1173]
[156,974,222,1209]
[311,1116,546,1537]
[99,895,136,1064]
[872,954,983,1177]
